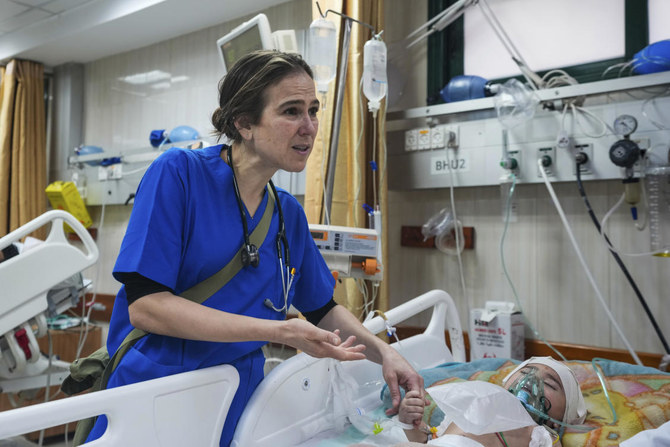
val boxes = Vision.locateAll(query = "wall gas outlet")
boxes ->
[537,146,556,177]
[573,143,593,175]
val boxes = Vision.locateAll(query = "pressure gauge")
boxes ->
[613,114,638,136]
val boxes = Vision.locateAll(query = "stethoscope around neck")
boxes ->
[227,145,294,314]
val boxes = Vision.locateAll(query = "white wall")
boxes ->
[382,0,670,356]
[76,0,669,356]
[77,0,312,294]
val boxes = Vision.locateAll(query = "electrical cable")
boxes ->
[538,158,642,365]
[499,173,567,362]
[576,161,670,355]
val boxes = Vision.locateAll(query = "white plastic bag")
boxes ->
[325,359,359,431]
[427,381,536,435]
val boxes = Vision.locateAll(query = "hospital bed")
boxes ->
[0,210,98,393]
[0,289,465,445]
[1,282,669,446]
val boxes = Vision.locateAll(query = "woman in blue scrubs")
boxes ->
[87,50,424,446]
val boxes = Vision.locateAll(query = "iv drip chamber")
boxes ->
[307,18,337,93]
[363,38,388,112]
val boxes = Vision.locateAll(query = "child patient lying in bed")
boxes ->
[395,357,587,447]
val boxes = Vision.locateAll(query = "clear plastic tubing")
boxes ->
[647,165,670,257]
[363,38,387,112]
[307,18,337,94]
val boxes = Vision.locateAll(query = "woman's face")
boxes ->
[507,363,567,425]
[241,70,319,173]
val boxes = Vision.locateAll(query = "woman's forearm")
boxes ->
[128,292,367,361]
[129,292,281,343]
[316,304,394,364]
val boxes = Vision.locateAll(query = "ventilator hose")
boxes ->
[575,161,670,355]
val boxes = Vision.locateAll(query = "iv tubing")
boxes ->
[576,162,670,354]
[445,149,470,323]
[500,174,567,362]
[353,78,366,227]
[538,158,642,365]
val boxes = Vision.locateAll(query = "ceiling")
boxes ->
[0,0,291,67]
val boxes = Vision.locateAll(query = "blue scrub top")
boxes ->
[106,143,335,380]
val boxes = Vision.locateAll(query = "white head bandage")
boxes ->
[503,357,587,425]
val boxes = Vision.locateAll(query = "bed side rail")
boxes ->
[232,289,464,447]
[0,210,99,332]
[0,364,239,447]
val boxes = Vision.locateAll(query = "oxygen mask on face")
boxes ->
[507,366,551,425]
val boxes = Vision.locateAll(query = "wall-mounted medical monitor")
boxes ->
[217,13,274,76]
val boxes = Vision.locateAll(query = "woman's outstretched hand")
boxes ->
[279,318,367,361]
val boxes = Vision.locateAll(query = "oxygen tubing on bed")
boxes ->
[575,158,670,356]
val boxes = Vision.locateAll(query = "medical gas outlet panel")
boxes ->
[387,83,670,190]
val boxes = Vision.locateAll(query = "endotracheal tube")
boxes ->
[363,34,387,117]
[307,17,337,102]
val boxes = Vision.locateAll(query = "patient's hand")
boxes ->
[399,390,425,426]
[382,349,425,418]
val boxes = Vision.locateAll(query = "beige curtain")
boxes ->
[305,0,387,320]
[0,59,47,238]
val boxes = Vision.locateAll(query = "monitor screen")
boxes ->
[220,26,265,70]
[217,14,274,75]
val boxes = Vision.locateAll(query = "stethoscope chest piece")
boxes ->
[241,243,260,268]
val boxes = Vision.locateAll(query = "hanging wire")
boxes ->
[538,159,642,366]
[575,160,670,355]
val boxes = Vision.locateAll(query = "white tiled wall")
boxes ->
[388,181,670,355]
[77,0,669,356]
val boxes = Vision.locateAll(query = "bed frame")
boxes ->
[0,289,463,446]
[0,210,99,389]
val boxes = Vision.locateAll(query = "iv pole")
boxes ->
[317,3,375,221]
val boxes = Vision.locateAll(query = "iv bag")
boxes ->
[307,18,337,93]
[363,38,388,112]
